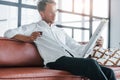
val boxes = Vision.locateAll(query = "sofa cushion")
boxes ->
[0,67,89,80]
[0,37,44,67]
[91,46,120,66]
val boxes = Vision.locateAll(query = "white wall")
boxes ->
[110,0,120,48]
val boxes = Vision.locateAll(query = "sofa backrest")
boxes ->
[0,37,44,67]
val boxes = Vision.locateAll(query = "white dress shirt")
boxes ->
[4,20,86,65]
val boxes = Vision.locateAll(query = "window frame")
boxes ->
[0,0,110,48]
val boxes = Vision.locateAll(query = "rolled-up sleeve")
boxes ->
[4,29,18,38]
[4,23,37,38]
[4,26,26,38]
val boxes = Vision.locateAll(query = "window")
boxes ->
[0,5,18,36]
[0,0,109,48]
[1,0,18,2]
[93,0,108,17]
[21,8,40,25]
[0,0,38,36]
[55,0,109,48]
[22,0,37,6]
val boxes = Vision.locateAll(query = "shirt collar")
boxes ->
[38,20,56,28]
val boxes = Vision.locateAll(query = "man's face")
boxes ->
[40,3,56,24]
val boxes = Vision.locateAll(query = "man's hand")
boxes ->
[30,32,42,41]
[79,36,104,48]
[95,36,104,47]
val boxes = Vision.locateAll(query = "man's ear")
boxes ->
[40,12,44,19]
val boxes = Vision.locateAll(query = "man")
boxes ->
[4,0,116,80]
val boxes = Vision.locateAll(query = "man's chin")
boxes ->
[50,21,54,24]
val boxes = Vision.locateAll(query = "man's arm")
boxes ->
[12,34,33,43]
[12,32,42,43]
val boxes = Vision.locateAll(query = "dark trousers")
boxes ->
[46,56,116,80]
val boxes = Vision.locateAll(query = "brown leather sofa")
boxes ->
[0,37,120,80]
[0,37,89,80]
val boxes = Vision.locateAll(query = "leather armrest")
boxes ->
[0,37,44,67]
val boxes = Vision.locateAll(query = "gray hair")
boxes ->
[37,0,56,12]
